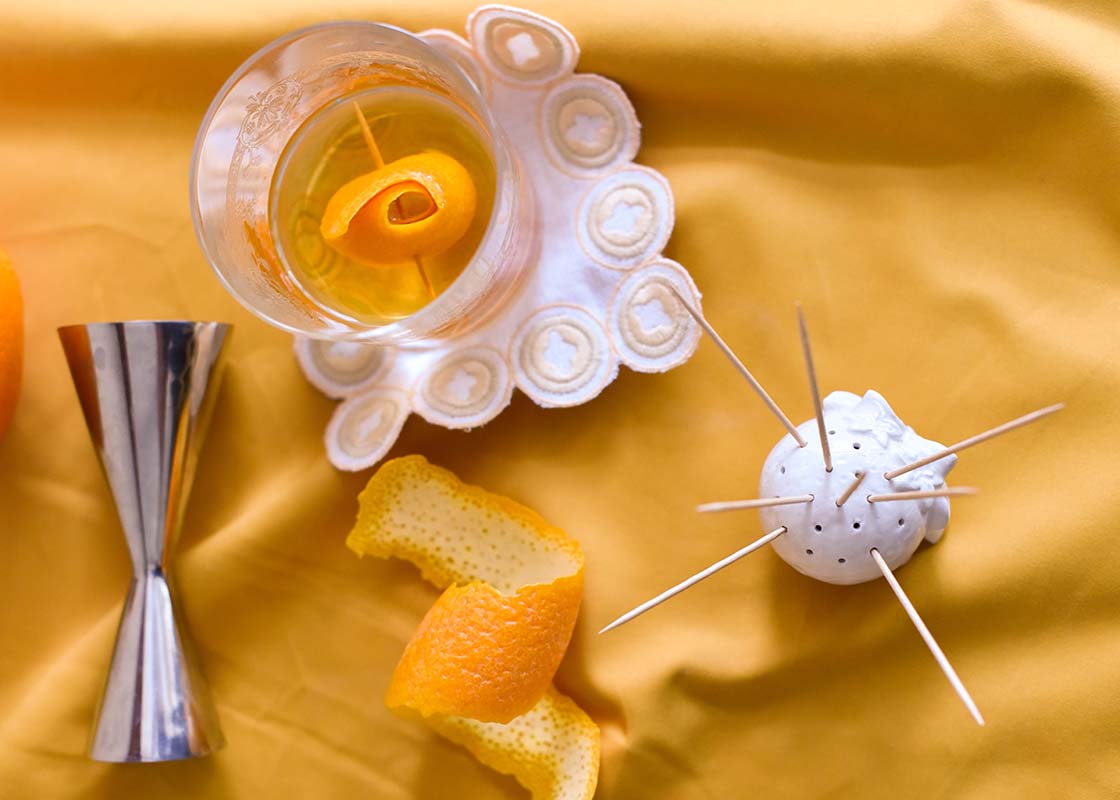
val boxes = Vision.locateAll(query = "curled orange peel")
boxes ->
[347,455,599,800]
[0,250,22,441]
[320,152,477,264]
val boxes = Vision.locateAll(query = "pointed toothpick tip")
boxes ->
[885,402,1065,481]
[870,548,985,727]
[667,287,807,447]
[598,526,787,634]
[795,302,832,470]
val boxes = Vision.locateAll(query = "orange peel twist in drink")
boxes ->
[320,152,477,265]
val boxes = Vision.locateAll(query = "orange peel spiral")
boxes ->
[0,250,22,441]
[320,152,477,264]
[347,455,599,800]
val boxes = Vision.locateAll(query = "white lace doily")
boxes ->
[295,5,702,470]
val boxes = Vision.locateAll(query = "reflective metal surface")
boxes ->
[58,321,229,763]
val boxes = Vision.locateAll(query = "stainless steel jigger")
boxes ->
[59,321,229,762]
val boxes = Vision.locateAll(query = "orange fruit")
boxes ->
[348,456,599,799]
[0,250,22,440]
[320,152,477,264]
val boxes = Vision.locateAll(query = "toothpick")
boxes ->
[697,495,814,514]
[867,487,978,503]
[668,287,806,447]
[869,548,984,726]
[351,101,436,299]
[599,526,787,634]
[796,303,832,471]
[410,255,436,299]
[884,403,1064,481]
[353,101,387,169]
[835,471,866,507]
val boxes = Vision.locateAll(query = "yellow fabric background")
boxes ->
[1,1,1118,797]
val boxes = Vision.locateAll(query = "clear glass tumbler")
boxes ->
[190,22,532,344]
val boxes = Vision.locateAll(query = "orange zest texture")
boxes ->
[0,250,22,440]
[320,152,477,265]
[347,456,599,800]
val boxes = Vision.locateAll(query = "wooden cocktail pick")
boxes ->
[669,287,806,446]
[869,547,984,725]
[697,495,813,514]
[883,404,1064,480]
[599,527,787,635]
[351,102,436,298]
[796,303,832,471]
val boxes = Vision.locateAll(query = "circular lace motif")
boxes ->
[579,167,673,269]
[610,260,701,372]
[294,337,389,398]
[415,347,512,428]
[513,307,615,407]
[326,391,409,471]
[542,76,638,173]
[469,7,578,85]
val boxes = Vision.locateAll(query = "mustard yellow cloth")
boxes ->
[1,1,1118,797]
